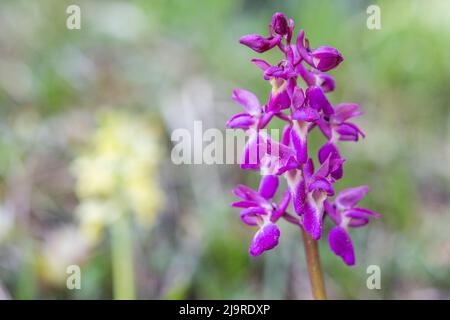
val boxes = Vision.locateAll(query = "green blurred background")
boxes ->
[0,0,449,299]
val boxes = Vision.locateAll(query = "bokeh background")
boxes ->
[0,0,449,299]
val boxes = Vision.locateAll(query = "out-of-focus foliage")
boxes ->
[0,0,448,299]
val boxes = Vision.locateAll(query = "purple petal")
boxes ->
[303,200,324,240]
[303,158,315,181]
[239,34,282,53]
[346,207,381,227]
[315,73,335,93]
[317,118,332,140]
[251,58,271,71]
[281,125,291,146]
[272,190,291,221]
[249,222,281,256]
[233,184,267,206]
[231,200,259,208]
[258,175,279,199]
[292,179,306,216]
[296,29,314,66]
[275,112,291,122]
[318,142,337,164]
[308,176,334,196]
[274,155,299,175]
[324,200,341,225]
[240,207,266,226]
[314,156,331,179]
[318,142,344,180]
[295,62,316,86]
[232,88,261,115]
[292,106,320,122]
[286,19,295,44]
[335,186,369,209]
[345,211,370,228]
[226,113,255,129]
[264,138,298,175]
[287,43,301,66]
[240,132,264,170]
[258,111,275,129]
[290,123,308,164]
[329,226,355,266]
[268,88,291,112]
[291,86,305,110]
[306,86,334,116]
[333,103,363,123]
[329,157,344,180]
[335,122,365,141]
[352,207,381,219]
[264,65,297,81]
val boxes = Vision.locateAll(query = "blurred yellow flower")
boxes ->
[73,154,118,198]
[72,110,165,244]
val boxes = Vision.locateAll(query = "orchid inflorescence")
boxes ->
[227,12,380,266]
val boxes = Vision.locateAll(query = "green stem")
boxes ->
[110,214,135,300]
[301,227,327,300]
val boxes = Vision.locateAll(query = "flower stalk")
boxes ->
[110,213,135,300]
[301,228,327,300]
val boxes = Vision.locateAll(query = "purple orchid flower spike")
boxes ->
[229,12,378,276]
[326,186,380,265]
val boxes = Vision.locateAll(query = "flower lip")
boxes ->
[329,226,355,266]
[249,221,281,256]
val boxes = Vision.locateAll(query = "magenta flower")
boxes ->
[229,12,379,266]
[317,103,365,142]
[232,176,291,256]
[326,186,380,265]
